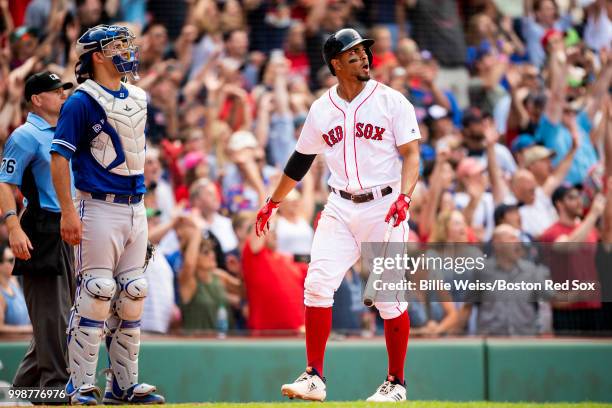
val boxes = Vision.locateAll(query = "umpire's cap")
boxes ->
[323,28,374,76]
[25,71,73,102]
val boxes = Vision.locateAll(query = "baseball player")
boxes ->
[255,28,420,402]
[49,25,164,405]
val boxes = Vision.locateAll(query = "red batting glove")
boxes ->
[255,197,280,237]
[385,194,411,227]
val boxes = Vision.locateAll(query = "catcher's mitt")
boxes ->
[144,241,155,269]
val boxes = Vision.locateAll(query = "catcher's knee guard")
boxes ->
[108,269,148,390]
[114,268,148,321]
[68,270,116,388]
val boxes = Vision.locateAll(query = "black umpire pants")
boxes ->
[12,207,75,388]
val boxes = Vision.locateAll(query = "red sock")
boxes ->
[305,306,332,376]
[384,311,410,383]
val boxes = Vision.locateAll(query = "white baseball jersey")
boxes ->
[296,80,421,193]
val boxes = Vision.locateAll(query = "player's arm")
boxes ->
[386,96,421,227]
[50,95,87,246]
[255,106,322,236]
[384,140,419,227]
[254,151,316,236]
[398,140,419,198]
[50,153,81,245]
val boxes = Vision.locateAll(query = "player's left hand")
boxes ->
[385,194,411,227]
[255,197,280,237]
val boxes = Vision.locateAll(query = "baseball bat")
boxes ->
[363,220,395,307]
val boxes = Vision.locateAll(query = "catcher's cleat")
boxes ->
[102,374,165,405]
[66,379,101,405]
[281,367,326,402]
[366,375,406,402]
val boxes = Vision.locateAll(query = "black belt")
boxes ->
[90,192,144,205]
[330,186,392,203]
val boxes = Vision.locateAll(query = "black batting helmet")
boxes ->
[323,28,374,76]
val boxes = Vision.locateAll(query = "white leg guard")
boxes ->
[107,268,148,390]
[67,270,116,388]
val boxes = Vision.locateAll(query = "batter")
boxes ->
[255,28,420,402]
[50,25,164,405]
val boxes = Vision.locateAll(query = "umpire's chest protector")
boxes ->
[77,79,147,176]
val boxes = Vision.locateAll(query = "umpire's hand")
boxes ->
[9,225,33,260]
[61,209,82,245]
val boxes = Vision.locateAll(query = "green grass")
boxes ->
[107,402,612,408]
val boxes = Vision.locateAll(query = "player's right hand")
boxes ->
[8,226,33,260]
[255,197,280,237]
[61,209,82,245]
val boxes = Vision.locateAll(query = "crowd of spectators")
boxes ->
[1,0,612,337]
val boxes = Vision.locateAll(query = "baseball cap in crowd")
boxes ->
[427,105,450,121]
[420,50,434,62]
[391,66,407,79]
[420,143,436,162]
[511,134,536,153]
[25,71,73,102]
[456,157,486,179]
[183,151,206,171]
[523,145,555,167]
[541,29,563,50]
[494,203,519,226]
[466,40,494,69]
[524,92,547,109]
[228,130,258,151]
[9,26,38,44]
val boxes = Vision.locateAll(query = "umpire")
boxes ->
[0,71,75,389]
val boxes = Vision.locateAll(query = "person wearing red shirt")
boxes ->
[242,220,307,332]
[539,185,606,334]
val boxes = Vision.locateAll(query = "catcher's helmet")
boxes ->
[75,25,140,83]
[323,28,374,76]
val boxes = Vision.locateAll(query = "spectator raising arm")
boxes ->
[555,194,607,243]
[542,118,579,196]
[304,0,327,35]
[0,0,13,34]
[484,120,509,205]
[0,75,24,145]
[585,53,612,122]
[254,92,274,148]
[178,218,204,305]
[419,145,452,239]
[505,66,530,132]
[543,39,568,126]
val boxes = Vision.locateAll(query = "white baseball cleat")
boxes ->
[366,376,406,402]
[281,367,326,401]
